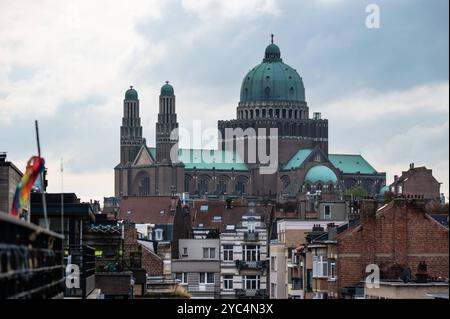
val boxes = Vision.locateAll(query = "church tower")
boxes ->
[120,86,144,165]
[156,81,179,163]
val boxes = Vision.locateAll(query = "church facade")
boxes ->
[114,39,386,201]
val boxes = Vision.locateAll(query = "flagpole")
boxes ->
[35,120,49,229]
[61,157,64,240]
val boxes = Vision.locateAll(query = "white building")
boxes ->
[220,212,269,299]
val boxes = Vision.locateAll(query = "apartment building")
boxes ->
[172,239,221,299]
[220,211,269,299]
[269,220,346,299]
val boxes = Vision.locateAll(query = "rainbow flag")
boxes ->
[10,156,45,216]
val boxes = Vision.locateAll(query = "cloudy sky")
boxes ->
[0,0,448,202]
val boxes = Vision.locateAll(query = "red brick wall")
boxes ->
[141,246,163,276]
[334,199,449,296]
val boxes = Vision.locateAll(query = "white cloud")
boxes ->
[320,82,449,122]
[181,0,280,20]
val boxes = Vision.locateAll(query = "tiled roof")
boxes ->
[328,154,378,175]
[148,147,249,171]
[119,196,180,224]
[190,200,267,231]
[282,149,313,171]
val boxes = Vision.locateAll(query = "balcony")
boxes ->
[64,245,96,298]
[235,260,268,271]
[243,232,259,242]
[0,213,64,299]
[235,289,267,298]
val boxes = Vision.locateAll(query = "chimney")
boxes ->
[409,163,415,170]
[327,223,337,241]
[415,262,428,283]
[0,152,6,163]
[394,175,399,183]
[361,199,377,220]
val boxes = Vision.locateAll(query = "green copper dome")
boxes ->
[161,81,174,96]
[305,165,338,184]
[125,86,138,100]
[240,39,305,103]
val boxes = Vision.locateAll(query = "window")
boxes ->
[182,247,188,257]
[174,272,187,284]
[200,272,215,284]
[154,229,163,241]
[271,256,276,271]
[235,181,245,194]
[217,180,227,194]
[329,260,336,280]
[312,255,328,278]
[324,205,331,220]
[264,87,271,98]
[212,216,222,222]
[200,205,209,212]
[223,245,233,261]
[244,275,260,290]
[243,245,260,261]
[271,283,276,298]
[223,275,233,290]
[138,176,150,196]
[203,247,216,259]
[199,179,209,195]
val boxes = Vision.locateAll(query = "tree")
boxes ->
[206,229,220,239]
[344,185,369,200]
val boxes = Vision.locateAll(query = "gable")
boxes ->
[133,145,154,166]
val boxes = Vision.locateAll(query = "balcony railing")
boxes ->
[0,213,64,299]
[243,232,259,242]
[235,289,267,298]
[64,245,95,298]
[235,260,268,271]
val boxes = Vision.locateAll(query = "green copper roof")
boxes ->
[378,185,390,195]
[161,81,174,96]
[147,147,249,171]
[240,41,305,103]
[328,154,378,175]
[125,86,138,100]
[305,165,338,184]
[282,149,313,170]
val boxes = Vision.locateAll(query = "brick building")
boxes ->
[390,163,442,202]
[310,198,448,298]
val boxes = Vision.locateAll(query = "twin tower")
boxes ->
[120,82,178,166]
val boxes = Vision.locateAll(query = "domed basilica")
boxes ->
[114,38,386,206]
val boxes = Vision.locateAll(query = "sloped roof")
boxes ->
[147,147,249,171]
[119,196,180,224]
[328,154,378,174]
[190,200,267,231]
[282,149,313,170]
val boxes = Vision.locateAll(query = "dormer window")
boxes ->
[155,229,163,241]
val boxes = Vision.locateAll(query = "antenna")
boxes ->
[35,120,49,229]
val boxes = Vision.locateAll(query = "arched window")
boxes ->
[198,179,209,195]
[264,87,271,98]
[217,180,227,194]
[262,109,266,118]
[184,176,191,193]
[250,109,254,119]
[236,181,245,194]
[269,109,273,117]
[255,109,260,118]
[138,176,150,196]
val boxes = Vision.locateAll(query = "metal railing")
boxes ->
[235,260,268,271]
[0,213,64,299]
[235,289,267,298]
[64,245,95,298]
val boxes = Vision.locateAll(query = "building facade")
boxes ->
[172,239,221,299]
[114,38,386,202]
[220,211,269,299]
